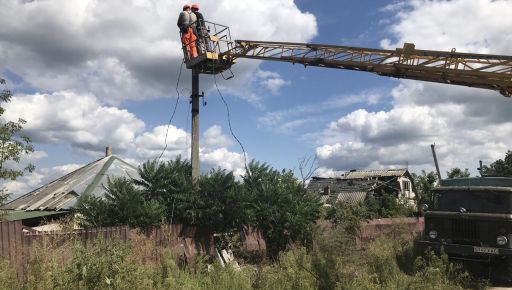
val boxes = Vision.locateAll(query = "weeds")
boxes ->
[0,225,486,290]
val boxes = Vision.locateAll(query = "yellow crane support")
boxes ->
[182,22,512,97]
[223,40,512,97]
[181,21,512,180]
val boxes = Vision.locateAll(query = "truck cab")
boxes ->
[418,177,512,281]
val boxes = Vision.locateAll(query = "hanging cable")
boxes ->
[158,59,185,162]
[212,74,249,174]
[185,99,191,155]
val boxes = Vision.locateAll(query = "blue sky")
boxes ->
[1,0,512,196]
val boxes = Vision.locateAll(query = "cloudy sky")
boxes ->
[1,0,511,197]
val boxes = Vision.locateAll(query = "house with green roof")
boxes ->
[1,148,140,226]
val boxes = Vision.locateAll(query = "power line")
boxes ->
[212,74,249,174]
[185,99,191,155]
[158,59,185,162]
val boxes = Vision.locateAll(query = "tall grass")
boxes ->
[0,226,486,290]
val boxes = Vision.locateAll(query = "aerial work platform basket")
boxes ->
[181,21,236,75]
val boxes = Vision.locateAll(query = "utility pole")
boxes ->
[191,68,200,182]
[430,144,442,182]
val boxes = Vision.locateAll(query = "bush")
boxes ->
[243,161,322,259]
[76,177,165,231]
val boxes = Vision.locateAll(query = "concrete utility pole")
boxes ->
[431,144,442,182]
[191,68,200,182]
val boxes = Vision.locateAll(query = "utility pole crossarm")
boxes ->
[223,40,512,97]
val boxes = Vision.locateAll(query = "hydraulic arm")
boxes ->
[221,40,512,97]
[182,22,512,180]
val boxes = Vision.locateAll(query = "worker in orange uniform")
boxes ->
[191,3,210,53]
[177,4,198,59]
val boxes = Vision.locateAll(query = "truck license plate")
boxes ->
[473,246,499,254]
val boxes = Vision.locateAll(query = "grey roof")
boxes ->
[3,156,139,211]
[307,177,375,195]
[342,169,408,179]
[3,210,69,221]
[320,192,368,204]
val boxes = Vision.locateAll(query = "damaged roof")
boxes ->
[342,169,409,179]
[2,155,139,211]
[307,169,412,204]
[320,191,368,204]
[307,177,376,195]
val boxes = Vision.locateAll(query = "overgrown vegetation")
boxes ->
[482,150,512,177]
[412,170,438,207]
[0,219,485,290]
[77,158,321,259]
[69,155,512,289]
[446,167,471,179]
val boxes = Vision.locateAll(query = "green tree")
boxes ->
[481,150,512,177]
[134,157,195,224]
[75,193,111,227]
[446,167,471,179]
[0,78,34,211]
[76,177,165,231]
[194,168,247,232]
[76,157,322,258]
[77,158,245,233]
[243,161,321,259]
[412,170,438,206]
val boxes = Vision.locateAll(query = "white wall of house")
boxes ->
[398,176,416,200]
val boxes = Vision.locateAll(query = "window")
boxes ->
[403,181,410,191]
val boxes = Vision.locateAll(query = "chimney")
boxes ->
[105,146,112,157]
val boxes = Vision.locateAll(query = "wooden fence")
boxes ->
[0,220,23,263]
[0,221,214,264]
[1,217,424,264]
[357,217,424,245]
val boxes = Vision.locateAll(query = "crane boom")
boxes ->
[219,40,512,97]
[183,21,512,181]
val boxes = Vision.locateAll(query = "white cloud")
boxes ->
[314,167,345,178]
[4,91,145,156]
[203,125,232,149]
[2,119,249,196]
[133,123,247,176]
[255,70,291,95]
[201,148,247,178]
[1,89,248,184]
[0,0,317,103]
[380,0,512,54]
[261,78,291,95]
[258,90,386,134]
[134,124,189,161]
[314,0,512,175]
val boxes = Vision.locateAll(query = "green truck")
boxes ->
[417,177,512,281]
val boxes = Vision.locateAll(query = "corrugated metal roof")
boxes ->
[307,177,375,194]
[335,191,367,204]
[2,156,139,211]
[319,192,368,205]
[3,210,68,221]
[342,169,408,179]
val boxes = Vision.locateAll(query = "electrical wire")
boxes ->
[212,73,249,174]
[158,59,185,162]
[185,99,191,155]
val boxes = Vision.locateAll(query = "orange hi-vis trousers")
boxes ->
[181,27,198,59]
